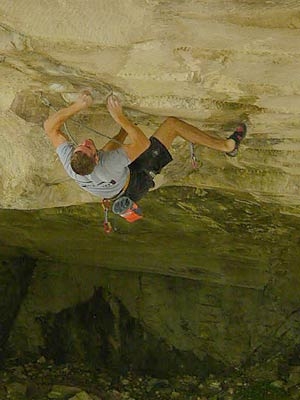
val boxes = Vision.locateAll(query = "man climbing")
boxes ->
[44,91,246,203]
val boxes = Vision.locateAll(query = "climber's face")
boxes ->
[74,139,98,163]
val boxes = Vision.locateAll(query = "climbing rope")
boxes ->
[40,93,123,145]
[41,93,200,166]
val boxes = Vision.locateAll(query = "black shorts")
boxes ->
[124,137,173,202]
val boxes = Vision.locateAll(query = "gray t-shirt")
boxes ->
[56,141,131,198]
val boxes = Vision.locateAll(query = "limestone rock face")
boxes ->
[0,0,300,209]
[1,0,300,378]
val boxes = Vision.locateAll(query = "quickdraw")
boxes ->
[190,142,198,169]
[101,199,113,234]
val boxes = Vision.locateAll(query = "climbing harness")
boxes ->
[189,142,198,169]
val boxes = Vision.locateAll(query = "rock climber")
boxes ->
[43,91,246,203]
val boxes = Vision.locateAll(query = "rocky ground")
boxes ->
[0,357,298,400]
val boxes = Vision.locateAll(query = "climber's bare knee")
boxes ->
[152,117,179,149]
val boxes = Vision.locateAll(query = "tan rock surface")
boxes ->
[0,0,300,209]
